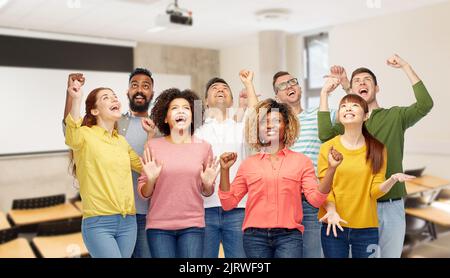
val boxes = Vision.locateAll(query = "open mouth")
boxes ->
[359,88,368,96]
[175,114,187,123]
[109,104,120,112]
[216,92,225,99]
[287,90,296,97]
[266,129,277,136]
[343,113,356,119]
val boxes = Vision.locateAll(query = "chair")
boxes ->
[0,227,35,258]
[12,194,65,210]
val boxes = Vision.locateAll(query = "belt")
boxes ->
[377,198,402,203]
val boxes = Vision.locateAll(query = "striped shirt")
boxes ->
[290,108,336,173]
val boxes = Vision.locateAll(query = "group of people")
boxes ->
[63,54,433,258]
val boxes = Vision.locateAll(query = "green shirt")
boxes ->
[317,81,433,201]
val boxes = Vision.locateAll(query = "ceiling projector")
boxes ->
[155,0,193,29]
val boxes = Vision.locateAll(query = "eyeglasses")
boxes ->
[275,78,299,91]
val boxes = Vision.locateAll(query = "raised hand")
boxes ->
[387,54,408,69]
[330,65,350,90]
[328,146,343,168]
[321,76,341,95]
[200,156,220,187]
[391,173,415,182]
[319,210,348,237]
[140,146,162,182]
[220,152,237,170]
[67,73,85,99]
[141,118,156,138]
[239,70,254,87]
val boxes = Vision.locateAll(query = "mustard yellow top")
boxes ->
[65,114,142,219]
[318,136,387,228]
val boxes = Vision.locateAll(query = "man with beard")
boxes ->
[63,68,155,258]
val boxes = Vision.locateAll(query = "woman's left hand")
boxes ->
[200,156,220,187]
[328,146,343,168]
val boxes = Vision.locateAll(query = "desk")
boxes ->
[405,203,450,227]
[0,238,35,258]
[409,175,450,190]
[73,201,82,212]
[32,232,88,258]
[0,212,10,230]
[406,182,430,195]
[8,203,82,226]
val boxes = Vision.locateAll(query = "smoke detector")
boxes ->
[255,9,290,23]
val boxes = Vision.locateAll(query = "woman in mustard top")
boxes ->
[65,78,142,258]
[317,91,414,258]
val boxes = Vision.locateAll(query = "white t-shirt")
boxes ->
[195,117,248,208]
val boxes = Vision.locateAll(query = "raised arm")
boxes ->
[218,152,248,211]
[200,147,220,197]
[239,70,259,109]
[64,73,85,121]
[318,76,344,142]
[137,145,162,199]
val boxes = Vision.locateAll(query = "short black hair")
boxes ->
[351,67,378,86]
[129,68,154,84]
[272,71,290,94]
[151,88,203,136]
[205,77,230,99]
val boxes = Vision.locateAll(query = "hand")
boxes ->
[239,70,254,87]
[141,118,156,137]
[328,146,343,168]
[67,73,85,99]
[321,76,341,95]
[319,210,348,237]
[139,146,162,182]
[200,156,220,187]
[220,152,237,170]
[391,173,415,183]
[387,54,408,69]
[329,65,350,90]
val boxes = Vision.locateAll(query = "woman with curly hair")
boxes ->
[218,99,343,258]
[137,88,219,258]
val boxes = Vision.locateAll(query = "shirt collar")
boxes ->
[91,125,119,138]
[258,147,289,159]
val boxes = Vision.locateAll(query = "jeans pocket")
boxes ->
[83,216,101,226]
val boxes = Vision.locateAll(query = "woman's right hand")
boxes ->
[140,145,162,182]
[220,152,237,170]
[67,73,85,99]
[319,210,348,238]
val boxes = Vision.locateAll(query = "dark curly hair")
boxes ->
[151,88,203,136]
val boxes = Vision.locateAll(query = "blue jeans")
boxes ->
[243,228,303,258]
[81,214,137,258]
[203,207,246,258]
[377,199,406,258]
[147,227,204,258]
[321,224,379,258]
[301,197,322,258]
[132,214,151,258]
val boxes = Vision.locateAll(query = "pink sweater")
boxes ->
[138,136,213,230]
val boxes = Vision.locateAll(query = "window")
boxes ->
[304,32,329,109]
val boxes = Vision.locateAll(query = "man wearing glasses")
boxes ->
[272,71,337,258]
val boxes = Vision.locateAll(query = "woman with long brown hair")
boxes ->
[317,83,414,258]
[65,79,142,258]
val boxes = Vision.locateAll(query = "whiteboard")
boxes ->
[0,66,191,155]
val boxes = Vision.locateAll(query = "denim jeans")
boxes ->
[321,224,379,258]
[132,214,151,258]
[243,228,303,258]
[81,214,137,258]
[301,197,322,258]
[203,207,246,258]
[377,199,406,258]
[146,227,204,258]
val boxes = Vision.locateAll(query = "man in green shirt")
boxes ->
[318,54,433,258]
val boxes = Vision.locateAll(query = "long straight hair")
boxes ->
[339,94,384,174]
[69,87,117,177]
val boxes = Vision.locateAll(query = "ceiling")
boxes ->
[0,0,447,49]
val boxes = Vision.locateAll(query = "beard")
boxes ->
[129,92,151,113]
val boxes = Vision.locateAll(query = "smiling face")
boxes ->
[165,98,192,132]
[127,73,154,113]
[274,74,301,105]
[258,111,286,147]
[338,95,369,126]
[350,72,379,105]
[206,82,233,109]
[91,89,122,121]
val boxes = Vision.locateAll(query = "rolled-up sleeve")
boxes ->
[219,164,248,211]
[137,172,151,200]
[64,114,85,151]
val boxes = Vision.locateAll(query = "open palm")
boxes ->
[140,146,162,181]
[200,156,220,187]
